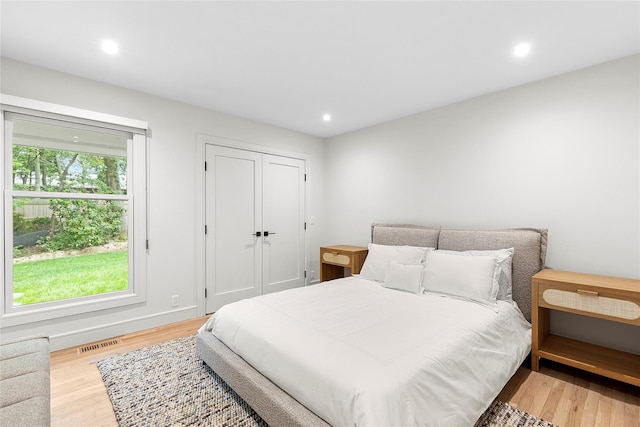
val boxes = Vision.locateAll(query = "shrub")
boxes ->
[42,199,124,251]
[13,211,27,232]
[13,212,50,233]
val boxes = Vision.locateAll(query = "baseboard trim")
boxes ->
[49,306,199,351]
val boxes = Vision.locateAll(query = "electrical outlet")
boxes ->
[171,295,179,307]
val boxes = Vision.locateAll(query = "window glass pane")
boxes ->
[3,104,145,321]
[12,197,128,306]
[12,118,128,194]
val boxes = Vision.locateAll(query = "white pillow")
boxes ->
[423,250,501,309]
[383,261,425,294]
[359,243,431,282]
[437,248,514,301]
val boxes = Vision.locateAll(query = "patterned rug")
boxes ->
[97,335,556,427]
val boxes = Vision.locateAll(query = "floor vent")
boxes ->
[78,338,122,354]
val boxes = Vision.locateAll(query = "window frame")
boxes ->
[1,95,148,326]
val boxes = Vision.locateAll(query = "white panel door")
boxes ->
[205,145,262,313]
[205,145,306,313]
[262,154,306,294]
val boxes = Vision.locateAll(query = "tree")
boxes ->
[103,157,120,192]
[13,146,57,190]
[12,145,128,251]
[54,152,79,191]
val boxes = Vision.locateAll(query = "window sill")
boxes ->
[0,292,145,327]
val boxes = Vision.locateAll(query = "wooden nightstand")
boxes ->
[320,245,368,282]
[531,269,640,386]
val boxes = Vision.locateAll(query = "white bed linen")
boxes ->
[200,276,531,427]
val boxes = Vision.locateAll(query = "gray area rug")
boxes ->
[97,335,556,427]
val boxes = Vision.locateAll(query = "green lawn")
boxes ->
[13,250,128,305]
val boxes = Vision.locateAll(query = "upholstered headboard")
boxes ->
[371,223,548,321]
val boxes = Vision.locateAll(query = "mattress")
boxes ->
[200,276,531,426]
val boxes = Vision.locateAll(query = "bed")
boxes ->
[196,224,548,426]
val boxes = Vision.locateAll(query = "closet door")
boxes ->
[205,145,262,313]
[204,145,306,313]
[262,154,306,294]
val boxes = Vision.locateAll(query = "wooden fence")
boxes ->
[14,201,51,219]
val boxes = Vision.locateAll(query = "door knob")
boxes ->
[253,231,262,237]
[264,231,276,237]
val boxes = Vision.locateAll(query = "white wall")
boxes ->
[0,58,326,350]
[324,55,640,353]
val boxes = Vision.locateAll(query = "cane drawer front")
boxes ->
[322,250,352,267]
[538,283,640,325]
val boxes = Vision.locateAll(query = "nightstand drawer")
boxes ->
[322,251,351,266]
[539,284,640,324]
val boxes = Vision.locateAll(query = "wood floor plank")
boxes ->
[513,368,543,411]
[49,317,640,427]
[610,392,627,427]
[497,365,529,401]
[539,375,568,422]
[596,390,614,427]
[624,389,640,427]
[555,376,578,426]
[564,376,590,427]
[580,382,603,427]
[529,371,554,417]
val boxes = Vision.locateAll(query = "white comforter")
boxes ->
[200,276,531,427]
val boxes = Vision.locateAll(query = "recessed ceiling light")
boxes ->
[513,43,531,58]
[101,39,119,55]
[322,114,332,122]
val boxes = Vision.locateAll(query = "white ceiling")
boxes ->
[1,1,639,138]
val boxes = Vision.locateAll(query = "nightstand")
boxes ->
[320,245,368,282]
[531,269,640,386]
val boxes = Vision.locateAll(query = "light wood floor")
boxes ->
[50,316,639,427]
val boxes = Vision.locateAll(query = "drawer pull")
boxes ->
[577,289,599,297]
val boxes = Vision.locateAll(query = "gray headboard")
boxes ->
[371,223,548,321]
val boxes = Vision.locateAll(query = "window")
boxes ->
[2,96,148,324]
